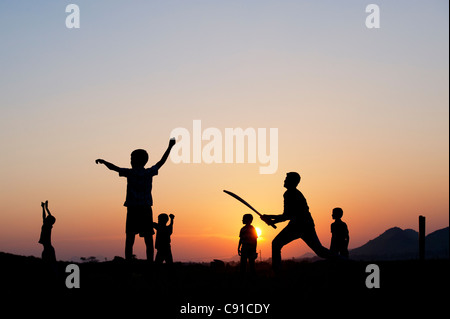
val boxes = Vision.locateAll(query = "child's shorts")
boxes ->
[126,206,154,237]
[241,246,258,260]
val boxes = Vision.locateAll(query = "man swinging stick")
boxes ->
[261,172,335,271]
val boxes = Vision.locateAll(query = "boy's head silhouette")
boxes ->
[158,213,169,225]
[332,207,343,220]
[284,172,300,189]
[242,214,253,225]
[130,149,149,168]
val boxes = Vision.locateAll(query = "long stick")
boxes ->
[223,190,277,229]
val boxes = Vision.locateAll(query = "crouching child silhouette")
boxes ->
[330,207,349,258]
[96,138,175,261]
[238,214,258,276]
[153,213,175,265]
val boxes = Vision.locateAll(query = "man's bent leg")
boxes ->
[272,226,301,271]
[302,228,334,259]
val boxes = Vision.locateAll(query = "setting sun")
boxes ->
[255,227,262,238]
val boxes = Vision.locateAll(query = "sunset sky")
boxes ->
[0,1,448,262]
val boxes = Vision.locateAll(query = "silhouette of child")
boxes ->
[153,213,175,264]
[238,214,258,275]
[96,138,175,261]
[39,200,56,264]
[330,207,349,258]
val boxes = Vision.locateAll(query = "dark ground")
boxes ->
[1,252,449,317]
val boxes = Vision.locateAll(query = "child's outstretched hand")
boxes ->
[169,214,175,220]
[169,138,176,148]
[95,159,105,164]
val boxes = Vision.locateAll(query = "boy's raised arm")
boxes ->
[41,202,46,222]
[44,200,52,216]
[95,159,120,172]
[155,138,176,169]
[168,214,174,235]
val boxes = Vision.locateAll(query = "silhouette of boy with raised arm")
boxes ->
[96,138,175,261]
[39,200,56,264]
[330,207,349,258]
[153,213,175,264]
[238,214,258,276]
[262,172,334,272]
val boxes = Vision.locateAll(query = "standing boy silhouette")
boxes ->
[238,214,258,276]
[96,138,175,261]
[39,200,56,264]
[330,207,349,258]
[153,213,175,264]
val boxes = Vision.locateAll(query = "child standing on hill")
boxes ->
[96,138,175,261]
[153,213,175,264]
[39,200,56,264]
[238,214,258,276]
[330,207,349,258]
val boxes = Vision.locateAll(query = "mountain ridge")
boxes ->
[349,226,449,260]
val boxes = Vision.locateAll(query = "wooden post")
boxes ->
[419,215,426,260]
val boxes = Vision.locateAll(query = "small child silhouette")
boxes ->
[39,200,56,264]
[153,213,175,264]
[238,214,258,275]
[96,138,175,261]
[330,207,349,258]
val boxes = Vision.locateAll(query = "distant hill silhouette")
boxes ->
[425,227,450,258]
[350,226,449,260]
